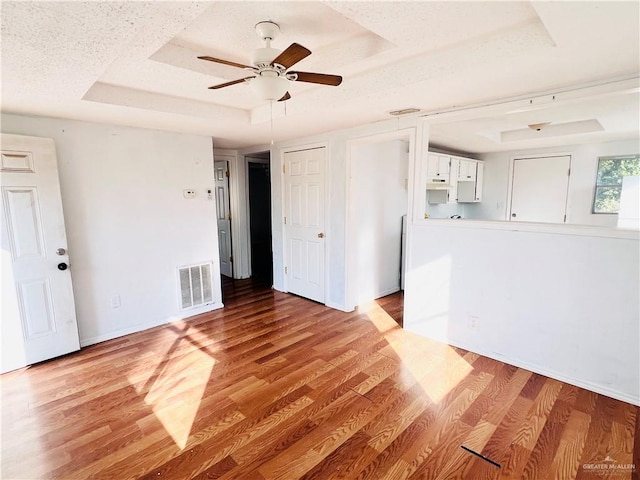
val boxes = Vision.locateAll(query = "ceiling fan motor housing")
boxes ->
[253,21,283,68]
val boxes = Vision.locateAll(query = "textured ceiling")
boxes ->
[1,1,639,151]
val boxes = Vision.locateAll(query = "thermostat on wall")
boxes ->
[183,189,196,199]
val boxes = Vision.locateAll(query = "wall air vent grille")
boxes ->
[178,262,213,310]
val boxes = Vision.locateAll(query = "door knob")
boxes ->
[57,263,68,271]
[317,232,325,238]
[56,248,66,256]
[511,213,517,218]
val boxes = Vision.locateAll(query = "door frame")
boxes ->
[345,128,416,312]
[213,159,233,277]
[280,141,329,301]
[245,153,271,280]
[214,150,245,278]
[506,152,572,222]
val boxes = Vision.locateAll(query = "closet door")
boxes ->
[284,147,326,303]
[509,155,571,223]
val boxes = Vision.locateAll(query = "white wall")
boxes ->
[2,113,222,346]
[404,222,640,405]
[352,140,408,304]
[466,139,640,226]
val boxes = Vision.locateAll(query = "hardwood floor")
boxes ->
[1,279,637,479]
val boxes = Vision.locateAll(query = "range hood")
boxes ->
[426,179,453,190]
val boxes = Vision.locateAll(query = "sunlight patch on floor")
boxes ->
[144,340,216,449]
[125,331,179,390]
[365,300,474,404]
[358,301,399,334]
[125,323,217,450]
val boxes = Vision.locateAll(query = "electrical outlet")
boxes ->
[111,295,121,309]
[468,315,479,330]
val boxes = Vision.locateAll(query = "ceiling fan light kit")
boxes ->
[251,72,290,101]
[198,20,342,103]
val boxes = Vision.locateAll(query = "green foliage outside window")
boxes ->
[593,155,640,213]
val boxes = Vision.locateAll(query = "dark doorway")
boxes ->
[248,160,273,285]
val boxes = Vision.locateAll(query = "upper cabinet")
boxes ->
[457,162,484,203]
[426,153,452,186]
[458,159,477,182]
[427,152,483,204]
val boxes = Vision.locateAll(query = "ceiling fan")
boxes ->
[198,21,342,102]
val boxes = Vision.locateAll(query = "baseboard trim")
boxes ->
[444,338,640,407]
[374,287,401,299]
[79,302,224,347]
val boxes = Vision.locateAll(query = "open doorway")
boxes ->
[348,131,412,326]
[246,152,273,285]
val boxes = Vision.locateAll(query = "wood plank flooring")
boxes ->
[1,279,637,479]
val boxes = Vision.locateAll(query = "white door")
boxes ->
[214,160,233,277]
[509,155,571,223]
[284,147,325,303]
[1,133,80,373]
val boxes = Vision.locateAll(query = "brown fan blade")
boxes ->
[208,77,253,89]
[271,43,311,69]
[278,92,291,102]
[198,56,252,70]
[290,71,342,86]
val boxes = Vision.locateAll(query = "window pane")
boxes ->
[597,157,640,185]
[594,186,622,213]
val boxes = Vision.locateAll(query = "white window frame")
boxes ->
[592,154,640,214]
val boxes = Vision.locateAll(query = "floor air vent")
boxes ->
[178,263,213,310]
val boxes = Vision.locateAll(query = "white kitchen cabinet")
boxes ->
[458,162,484,202]
[428,187,458,204]
[426,153,451,185]
[428,157,458,204]
[458,158,477,181]
[448,157,459,202]
[426,152,483,205]
[475,162,484,201]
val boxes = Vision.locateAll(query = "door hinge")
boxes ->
[230,255,234,262]
[285,266,288,274]
[567,168,571,176]
[282,164,285,174]
[284,216,287,224]
[563,214,567,222]
[225,170,230,178]
[228,214,232,221]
